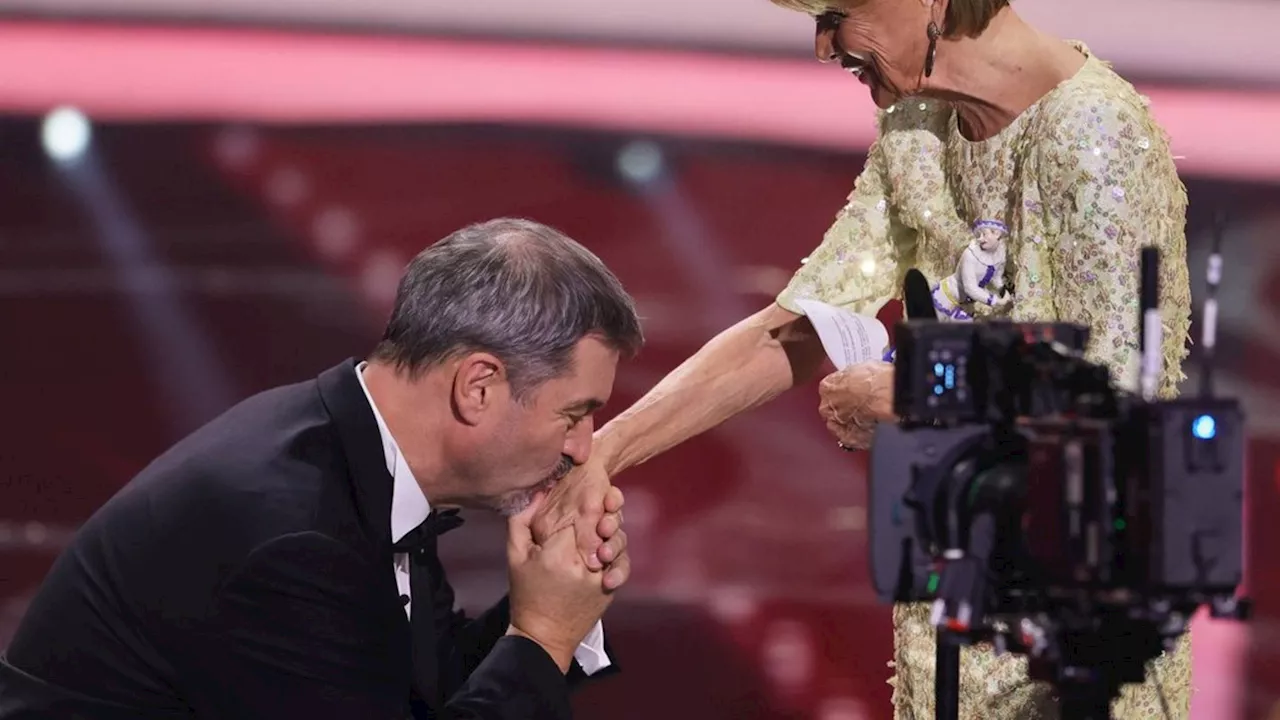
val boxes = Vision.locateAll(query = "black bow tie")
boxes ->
[392,509,465,554]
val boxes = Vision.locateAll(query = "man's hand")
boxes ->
[507,494,621,674]
[532,453,627,585]
[817,361,896,451]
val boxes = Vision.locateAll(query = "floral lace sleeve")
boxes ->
[1039,90,1192,397]
[776,136,913,317]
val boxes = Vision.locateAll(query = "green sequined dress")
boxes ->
[776,43,1194,719]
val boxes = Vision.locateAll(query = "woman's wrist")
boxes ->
[592,425,623,476]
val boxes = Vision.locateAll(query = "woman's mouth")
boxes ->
[840,52,876,87]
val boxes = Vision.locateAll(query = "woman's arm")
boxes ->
[531,133,914,551]
[600,131,911,474]
[596,302,825,475]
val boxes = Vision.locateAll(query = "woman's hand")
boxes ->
[817,361,897,450]
[531,450,629,588]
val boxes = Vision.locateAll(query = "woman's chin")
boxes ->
[869,83,897,109]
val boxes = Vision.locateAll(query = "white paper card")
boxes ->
[795,299,891,370]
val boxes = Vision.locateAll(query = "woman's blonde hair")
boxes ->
[771,0,1011,37]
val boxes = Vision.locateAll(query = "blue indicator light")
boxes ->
[1192,415,1217,440]
[934,385,945,396]
[934,362,945,377]
[944,365,955,389]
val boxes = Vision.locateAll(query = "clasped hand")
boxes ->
[528,454,629,590]
[817,361,897,450]
[506,479,629,673]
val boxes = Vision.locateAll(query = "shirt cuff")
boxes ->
[573,620,610,675]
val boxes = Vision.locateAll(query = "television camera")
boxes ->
[868,244,1249,719]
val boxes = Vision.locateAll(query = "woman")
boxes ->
[546,0,1195,716]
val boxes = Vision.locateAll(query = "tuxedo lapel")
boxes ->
[316,359,396,553]
[316,359,416,705]
[317,360,449,716]
[407,538,443,716]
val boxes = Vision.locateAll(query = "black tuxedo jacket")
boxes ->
[0,360,611,719]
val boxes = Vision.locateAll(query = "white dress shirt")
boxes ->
[355,363,610,675]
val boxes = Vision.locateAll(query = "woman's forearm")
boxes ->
[596,303,827,475]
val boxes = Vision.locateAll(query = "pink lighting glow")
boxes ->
[0,21,1277,182]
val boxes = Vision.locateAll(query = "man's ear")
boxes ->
[452,352,510,426]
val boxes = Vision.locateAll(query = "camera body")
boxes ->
[869,319,1247,704]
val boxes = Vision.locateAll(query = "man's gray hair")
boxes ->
[370,218,643,399]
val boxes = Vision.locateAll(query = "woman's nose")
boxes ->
[815,30,840,63]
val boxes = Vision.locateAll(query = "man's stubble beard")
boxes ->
[496,454,576,517]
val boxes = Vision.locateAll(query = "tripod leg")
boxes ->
[936,639,961,720]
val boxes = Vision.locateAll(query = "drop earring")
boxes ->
[925,21,941,78]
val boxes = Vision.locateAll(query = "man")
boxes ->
[0,218,643,719]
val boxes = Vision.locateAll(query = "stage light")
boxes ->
[313,206,359,261]
[361,249,405,307]
[616,140,664,185]
[213,125,261,170]
[41,106,91,162]
[265,166,309,207]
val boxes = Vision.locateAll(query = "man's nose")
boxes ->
[564,418,593,466]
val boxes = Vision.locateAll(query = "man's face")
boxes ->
[473,336,618,515]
